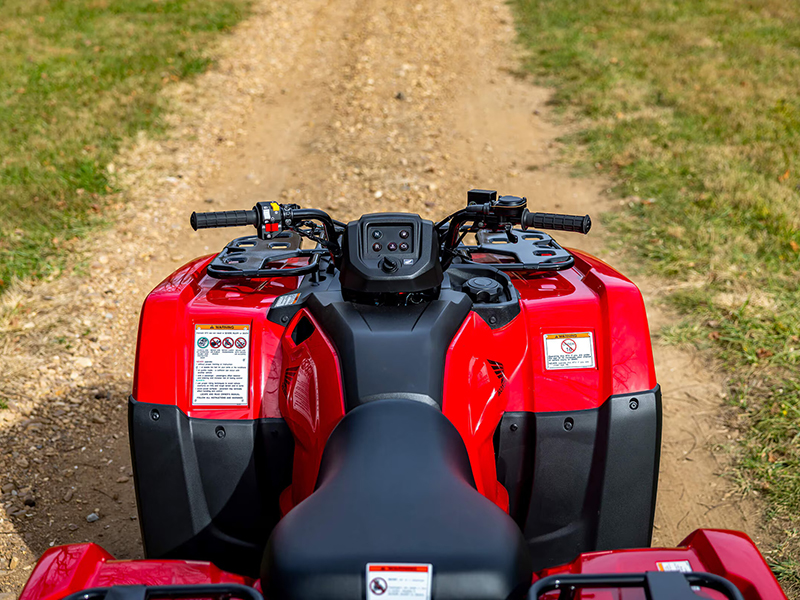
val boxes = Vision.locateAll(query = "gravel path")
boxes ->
[0,0,768,595]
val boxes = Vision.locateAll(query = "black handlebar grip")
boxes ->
[190,209,258,231]
[522,210,592,234]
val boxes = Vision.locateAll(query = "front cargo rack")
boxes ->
[207,233,324,279]
[458,229,574,272]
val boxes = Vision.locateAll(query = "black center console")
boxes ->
[339,213,443,300]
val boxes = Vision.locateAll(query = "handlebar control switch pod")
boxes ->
[258,202,286,240]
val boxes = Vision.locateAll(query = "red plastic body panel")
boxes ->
[133,256,301,419]
[133,247,657,510]
[134,248,654,420]
[442,311,529,510]
[278,309,346,513]
[509,249,656,412]
[20,531,784,600]
[534,529,786,599]
[442,249,656,504]
[18,544,252,600]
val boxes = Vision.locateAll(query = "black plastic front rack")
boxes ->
[529,571,745,600]
[461,229,574,272]
[207,233,324,279]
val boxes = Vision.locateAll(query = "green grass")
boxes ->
[0,0,251,291]
[511,0,800,592]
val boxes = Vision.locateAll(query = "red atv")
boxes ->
[20,191,786,599]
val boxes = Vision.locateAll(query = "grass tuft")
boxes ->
[512,0,800,591]
[0,0,251,292]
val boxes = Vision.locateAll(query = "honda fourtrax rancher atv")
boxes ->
[21,191,786,600]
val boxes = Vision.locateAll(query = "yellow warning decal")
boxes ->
[543,331,595,370]
[196,324,249,331]
[544,333,592,340]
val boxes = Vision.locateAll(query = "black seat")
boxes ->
[262,399,532,600]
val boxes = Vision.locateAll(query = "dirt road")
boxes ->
[0,0,768,594]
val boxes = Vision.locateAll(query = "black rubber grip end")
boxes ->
[190,209,257,230]
[522,210,592,234]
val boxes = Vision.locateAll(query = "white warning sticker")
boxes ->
[273,292,301,308]
[543,332,595,370]
[656,560,692,573]
[366,564,432,600]
[193,324,250,405]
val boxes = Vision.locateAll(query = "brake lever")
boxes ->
[504,225,518,244]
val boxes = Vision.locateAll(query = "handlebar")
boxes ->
[191,209,257,230]
[438,197,591,266]
[191,203,341,258]
[521,210,591,234]
[191,203,591,237]
[189,193,591,272]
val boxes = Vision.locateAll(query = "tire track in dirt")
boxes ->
[0,0,768,595]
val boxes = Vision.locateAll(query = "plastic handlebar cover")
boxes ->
[191,210,257,231]
[522,210,591,234]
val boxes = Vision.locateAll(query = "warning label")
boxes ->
[656,560,692,573]
[543,332,595,370]
[366,564,432,600]
[193,324,250,406]
[273,292,301,308]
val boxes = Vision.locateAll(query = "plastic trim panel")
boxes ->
[495,385,661,570]
[128,397,293,577]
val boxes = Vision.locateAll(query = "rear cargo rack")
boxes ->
[63,584,263,600]
[529,571,744,600]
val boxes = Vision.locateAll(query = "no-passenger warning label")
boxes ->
[193,324,250,405]
[366,564,432,600]
[543,332,595,370]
